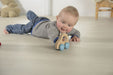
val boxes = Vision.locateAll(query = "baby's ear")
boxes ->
[56,15,59,20]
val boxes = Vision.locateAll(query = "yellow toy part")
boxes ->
[55,33,70,51]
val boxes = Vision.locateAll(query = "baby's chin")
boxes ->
[60,29,67,33]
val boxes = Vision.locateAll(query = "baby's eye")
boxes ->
[62,21,65,24]
[68,24,71,27]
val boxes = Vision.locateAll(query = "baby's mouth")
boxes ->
[61,28,65,31]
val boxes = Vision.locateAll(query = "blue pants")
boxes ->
[6,10,50,34]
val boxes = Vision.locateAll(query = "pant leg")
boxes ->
[6,10,50,34]
[6,21,34,34]
[27,10,38,21]
[26,10,50,24]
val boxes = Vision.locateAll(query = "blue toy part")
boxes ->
[71,35,74,39]
[64,42,70,49]
[59,44,64,51]
[54,37,59,43]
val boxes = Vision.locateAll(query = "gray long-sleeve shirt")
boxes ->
[32,21,80,41]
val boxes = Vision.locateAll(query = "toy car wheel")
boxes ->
[64,42,70,49]
[59,44,64,51]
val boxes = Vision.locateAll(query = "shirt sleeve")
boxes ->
[46,24,59,42]
[68,28,80,38]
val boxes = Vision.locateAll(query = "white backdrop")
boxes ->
[0,0,111,17]
[53,0,95,16]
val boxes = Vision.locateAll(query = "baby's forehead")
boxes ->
[62,12,78,19]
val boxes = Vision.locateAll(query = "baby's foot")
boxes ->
[4,29,9,34]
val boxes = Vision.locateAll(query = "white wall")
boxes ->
[18,0,50,16]
[53,0,95,16]
[52,0,111,17]
[18,0,96,16]
[0,0,111,17]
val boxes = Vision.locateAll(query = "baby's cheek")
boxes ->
[57,22,61,27]
[67,28,72,33]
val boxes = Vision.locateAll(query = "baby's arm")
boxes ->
[70,35,80,42]
[68,28,80,42]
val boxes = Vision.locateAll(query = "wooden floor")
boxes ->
[0,16,113,75]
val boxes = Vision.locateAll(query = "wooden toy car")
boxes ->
[55,33,70,51]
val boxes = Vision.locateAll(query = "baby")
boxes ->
[4,6,80,42]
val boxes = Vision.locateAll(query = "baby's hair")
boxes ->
[59,6,79,18]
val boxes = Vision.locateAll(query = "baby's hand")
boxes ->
[70,36,80,42]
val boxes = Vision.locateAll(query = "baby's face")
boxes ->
[56,12,78,33]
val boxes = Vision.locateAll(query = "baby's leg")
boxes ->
[5,21,34,34]
[27,10,38,21]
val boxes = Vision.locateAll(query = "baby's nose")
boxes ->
[63,26,68,31]
[64,24,68,28]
